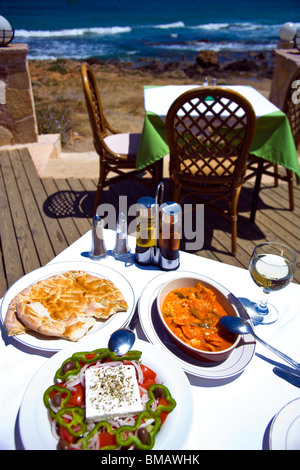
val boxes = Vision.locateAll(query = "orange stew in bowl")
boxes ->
[161,282,236,352]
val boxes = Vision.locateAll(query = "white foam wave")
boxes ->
[16,26,131,38]
[190,22,281,32]
[154,21,185,29]
[195,23,229,31]
[153,40,277,53]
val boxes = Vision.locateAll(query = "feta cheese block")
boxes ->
[85,364,144,421]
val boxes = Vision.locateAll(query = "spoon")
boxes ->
[219,316,300,371]
[108,308,139,356]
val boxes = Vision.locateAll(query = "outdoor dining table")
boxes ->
[136,85,300,183]
[0,228,300,451]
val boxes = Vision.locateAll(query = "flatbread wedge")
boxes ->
[4,270,128,341]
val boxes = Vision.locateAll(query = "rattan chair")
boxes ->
[166,86,256,255]
[81,62,160,214]
[247,68,300,222]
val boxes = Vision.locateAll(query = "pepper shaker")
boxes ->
[88,214,108,260]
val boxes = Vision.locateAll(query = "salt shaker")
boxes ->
[159,202,182,271]
[88,214,108,260]
[135,196,156,265]
[112,212,132,260]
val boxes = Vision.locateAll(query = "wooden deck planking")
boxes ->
[0,147,299,300]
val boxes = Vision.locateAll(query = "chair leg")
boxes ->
[171,180,181,202]
[93,161,107,215]
[274,164,279,187]
[231,217,237,256]
[156,159,163,184]
[93,181,105,215]
[250,158,264,223]
[230,188,241,256]
[286,169,295,211]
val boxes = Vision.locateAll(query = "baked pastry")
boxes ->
[4,270,128,341]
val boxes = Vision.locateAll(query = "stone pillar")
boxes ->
[269,49,300,110]
[0,43,38,145]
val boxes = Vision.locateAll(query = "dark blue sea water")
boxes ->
[1,0,300,62]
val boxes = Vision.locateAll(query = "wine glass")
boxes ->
[248,242,296,324]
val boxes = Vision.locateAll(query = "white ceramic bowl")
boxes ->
[156,274,241,363]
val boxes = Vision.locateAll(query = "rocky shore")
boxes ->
[28,51,274,153]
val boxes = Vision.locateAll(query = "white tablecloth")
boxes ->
[1,229,299,450]
[143,85,279,120]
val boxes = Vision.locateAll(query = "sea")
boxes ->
[1,0,300,63]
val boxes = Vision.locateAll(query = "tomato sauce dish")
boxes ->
[157,275,241,362]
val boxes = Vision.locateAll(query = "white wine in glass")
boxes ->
[249,242,296,324]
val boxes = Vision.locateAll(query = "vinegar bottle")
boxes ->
[159,202,182,271]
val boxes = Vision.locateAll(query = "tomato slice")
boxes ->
[59,424,77,444]
[98,431,117,449]
[141,378,157,390]
[158,397,169,425]
[140,364,156,382]
[65,383,84,407]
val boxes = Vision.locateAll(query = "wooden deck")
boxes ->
[0,147,299,299]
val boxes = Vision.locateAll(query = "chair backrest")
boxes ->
[81,61,109,142]
[282,68,300,150]
[166,86,256,188]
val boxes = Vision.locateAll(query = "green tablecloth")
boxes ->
[136,109,300,183]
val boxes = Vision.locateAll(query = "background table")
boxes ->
[136,85,300,183]
[1,229,300,450]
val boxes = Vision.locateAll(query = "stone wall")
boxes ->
[269,49,300,110]
[0,43,38,145]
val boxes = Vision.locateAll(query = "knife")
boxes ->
[273,367,300,388]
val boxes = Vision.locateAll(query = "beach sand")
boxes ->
[28,57,272,178]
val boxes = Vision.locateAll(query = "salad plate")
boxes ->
[270,397,300,450]
[138,271,256,379]
[18,334,193,450]
[0,261,135,352]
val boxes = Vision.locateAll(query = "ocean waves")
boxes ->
[16,26,132,38]
[13,20,299,61]
[16,20,287,38]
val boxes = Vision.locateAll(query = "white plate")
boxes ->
[270,398,300,450]
[18,335,193,450]
[0,261,135,352]
[138,271,256,379]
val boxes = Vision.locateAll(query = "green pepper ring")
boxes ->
[80,420,118,450]
[55,406,87,437]
[43,385,72,419]
[115,410,161,450]
[146,384,177,417]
